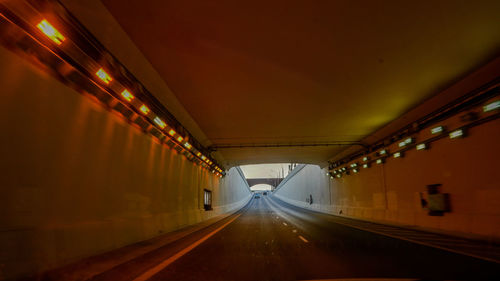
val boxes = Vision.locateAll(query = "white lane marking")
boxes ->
[132,214,241,281]
[298,235,309,243]
[282,222,287,226]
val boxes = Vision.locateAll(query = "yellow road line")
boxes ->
[133,214,241,281]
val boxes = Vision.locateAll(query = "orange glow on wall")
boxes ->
[139,104,150,115]
[36,19,65,45]
[96,68,112,84]
[120,89,134,102]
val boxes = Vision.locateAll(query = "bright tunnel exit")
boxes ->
[250,184,273,191]
[239,163,300,191]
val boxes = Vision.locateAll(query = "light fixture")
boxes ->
[201,155,207,161]
[37,19,65,45]
[120,89,134,102]
[139,104,150,115]
[96,68,112,84]
[379,149,387,155]
[336,174,341,178]
[350,163,358,168]
[449,129,464,139]
[363,156,369,162]
[176,136,184,142]
[342,167,346,171]
[483,100,500,112]
[353,168,359,173]
[196,152,202,157]
[184,142,192,150]
[376,159,384,164]
[393,152,402,158]
[333,170,337,174]
[416,143,427,150]
[431,126,444,134]
[362,163,369,168]
[399,137,413,147]
[153,117,166,129]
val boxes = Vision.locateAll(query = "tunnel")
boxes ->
[1,0,500,280]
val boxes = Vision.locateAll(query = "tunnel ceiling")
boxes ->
[100,0,500,167]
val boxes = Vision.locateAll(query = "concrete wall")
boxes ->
[0,47,251,280]
[275,118,500,240]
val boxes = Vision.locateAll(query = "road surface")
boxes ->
[93,195,500,281]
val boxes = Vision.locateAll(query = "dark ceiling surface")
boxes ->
[101,0,500,166]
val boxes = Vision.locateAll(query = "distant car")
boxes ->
[254,195,260,199]
[263,192,268,195]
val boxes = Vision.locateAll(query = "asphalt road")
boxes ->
[140,195,500,281]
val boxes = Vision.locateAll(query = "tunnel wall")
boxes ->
[274,118,500,240]
[0,47,251,279]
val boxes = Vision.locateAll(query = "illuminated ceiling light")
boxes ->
[139,104,150,115]
[399,138,413,147]
[96,68,112,84]
[431,126,444,134]
[376,159,384,164]
[184,142,192,150]
[201,155,207,161]
[449,129,464,139]
[483,100,500,112]
[416,143,427,150]
[330,176,334,179]
[120,89,134,102]
[37,19,65,45]
[176,136,184,142]
[153,117,166,129]
[350,163,358,168]
[353,168,359,173]
[362,163,369,168]
[333,170,337,174]
[342,167,346,171]
[379,149,387,155]
[196,152,202,157]
[363,156,369,162]
[393,152,402,158]
[336,174,341,178]
[168,129,176,136]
